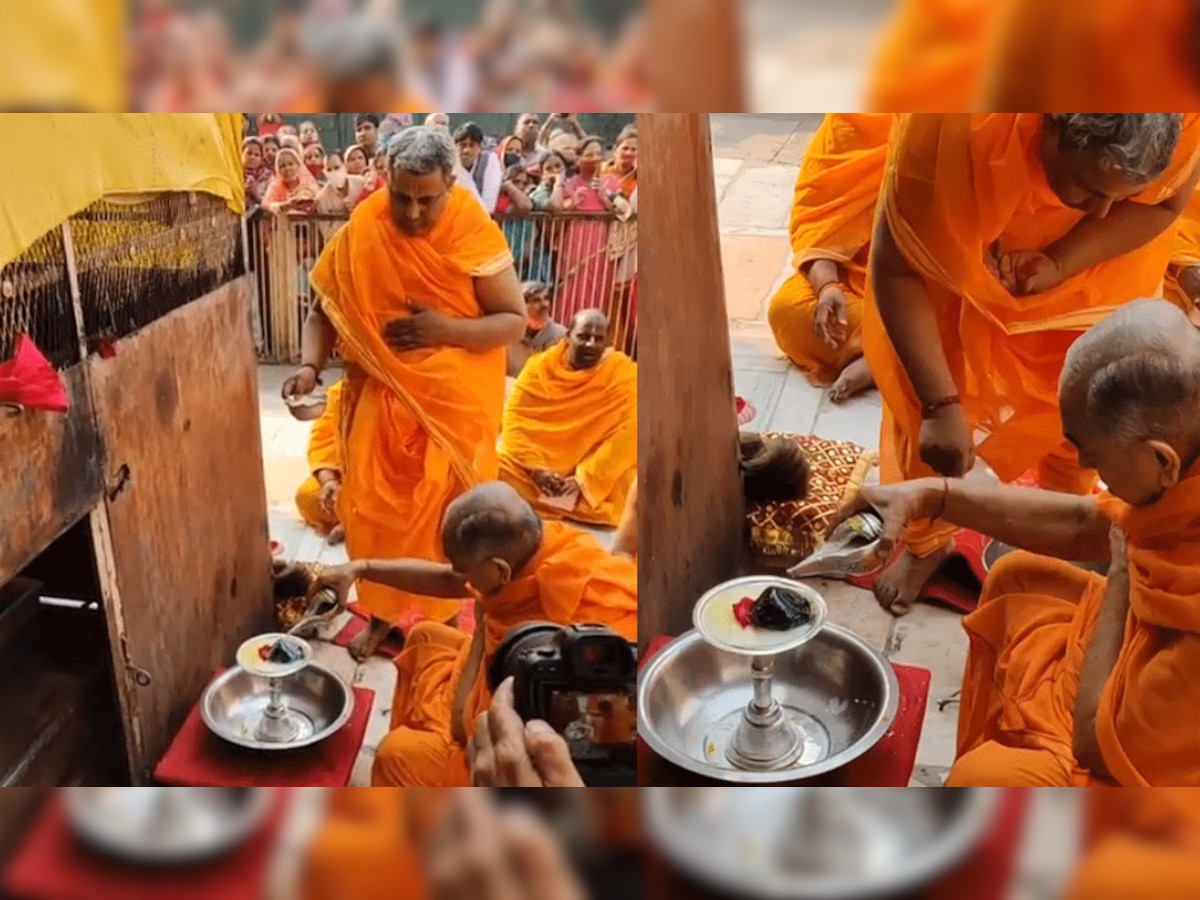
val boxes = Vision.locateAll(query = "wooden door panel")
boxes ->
[88,278,273,781]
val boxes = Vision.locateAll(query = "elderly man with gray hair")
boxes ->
[835,298,1200,786]
[859,112,1200,618]
[282,124,525,661]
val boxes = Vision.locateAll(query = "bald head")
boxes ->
[442,481,543,572]
[1061,299,1200,444]
[566,309,609,370]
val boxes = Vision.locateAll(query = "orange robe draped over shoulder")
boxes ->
[309,186,514,626]
[767,114,892,385]
[947,466,1200,787]
[295,379,344,532]
[498,344,638,526]
[866,114,1200,554]
[372,522,637,786]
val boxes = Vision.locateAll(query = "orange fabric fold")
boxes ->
[768,114,891,385]
[866,113,1200,485]
[1164,189,1200,326]
[498,344,638,526]
[949,465,1200,787]
[372,522,637,786]
[309,186,514,625]
[295,380,344,532]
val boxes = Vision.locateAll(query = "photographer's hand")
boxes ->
[469,677,585,787]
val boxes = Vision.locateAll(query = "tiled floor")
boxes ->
[258,366,615,784]
[712,115,968,784]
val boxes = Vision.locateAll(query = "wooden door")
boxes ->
[87,278,274,782]
[637,114,745,653]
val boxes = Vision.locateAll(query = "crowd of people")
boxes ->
[244,112,637,345]
[757,112,1200,792]
[277,123,637,788]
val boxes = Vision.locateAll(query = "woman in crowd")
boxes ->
[262,134,281,170]
[343,145,370,177]
[316,152,367,223]
[263,146,319,215]
[557,136,619,318]
[303,142,327,183]
[603,126,637,198]
[242,136,273,207]
[299,119,321,146]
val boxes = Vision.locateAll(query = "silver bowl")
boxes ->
[646,787,1002,899]
[63,788,274,865]
[201,663,354,751]
[638,626,899,783]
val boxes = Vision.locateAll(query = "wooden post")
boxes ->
[650,0,746,112]
[637,113,744,653]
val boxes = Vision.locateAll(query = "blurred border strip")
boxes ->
[649,0,746,112]
[0,0,127,111]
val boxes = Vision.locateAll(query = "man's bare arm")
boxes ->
[301,302,338,373]
[352,559,469,598]
[903,477,1112,562]
[445,266,527,352]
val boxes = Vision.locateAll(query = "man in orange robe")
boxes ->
[766,114,891,403]
[1064,790,1200,899]
[836,299,1200,786]
[294,379,345,543]
[1164,188,1200,327]
[866,113,1200,615]
[283,126,525,660]
[308,480,637,787]
[498,309,637,527]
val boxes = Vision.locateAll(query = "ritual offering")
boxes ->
[200,633,352,751]
[283,390,327,422]
[787,511,886,580]
[638,576,898,783]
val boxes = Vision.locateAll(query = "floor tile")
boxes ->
[762,367,823,434]
[732,368,787,431]
[718,163,800,230]
[720,234,793,321]
[810,389,883,450]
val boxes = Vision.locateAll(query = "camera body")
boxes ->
[488,622,637,786]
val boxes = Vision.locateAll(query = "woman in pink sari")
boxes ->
[556,136,620,321]
[263,146,320,215]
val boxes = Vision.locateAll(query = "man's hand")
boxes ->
[317,477,341,515]
[304,561,362,611]
[425,791,586,900]
[468,677,585,787]
[919,404,975,477]
[988,241,1066,295]
[1179,265,1200,304]
[532,470,564,496]
[382,301,457,351]
[826,480,938,561]
[558,476,581,496]
[814,284,850,349]
[282,365,318,399]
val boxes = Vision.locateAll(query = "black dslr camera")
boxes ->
[488,622,638,786]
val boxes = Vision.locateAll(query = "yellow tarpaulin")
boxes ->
[0,113,245,270]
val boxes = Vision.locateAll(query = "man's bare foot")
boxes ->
[326,523,345,545]
[873,541,954,616]
[349,616,393,662]
[828,356,875,404]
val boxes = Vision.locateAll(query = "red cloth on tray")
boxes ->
[639,634,931,787]
[154,670,374,787]
[2,790,289,900]
[0,334,68,413]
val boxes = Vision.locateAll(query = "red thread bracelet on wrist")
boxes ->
[921,395,961,419]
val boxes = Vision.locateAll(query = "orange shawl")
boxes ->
[391,522,637,782]
[498,345,638,525]
[866,113,1200,481]
[1094,466,1200,786]
[789,113,893,276]
[309,186,514,624]
[306,379,344,474]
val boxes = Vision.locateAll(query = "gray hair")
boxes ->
[1061,299,1200,442]
[386,126,456,177]
[307,17,398,80]
[1047,114,1182,183]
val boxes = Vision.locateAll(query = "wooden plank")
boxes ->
[649,1,746,111]
[0,364,105,585]
[637,114,745,653]
[88,277,274,782]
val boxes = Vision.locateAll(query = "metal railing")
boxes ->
[246,207,637,364]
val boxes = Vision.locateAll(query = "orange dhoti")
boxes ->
[867,113,1200,559]
[300,788,429,900]
[308,186,514,626]
[949,467,1200,787]
[295,379,345,533]
[497,344,637,527]
[372,522,638,786]
[767,113,891,386]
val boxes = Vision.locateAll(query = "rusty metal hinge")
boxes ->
[105,463,131,501]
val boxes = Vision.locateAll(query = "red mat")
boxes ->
[640,635,931,787]
[331,602,476,659]
[922,789,1030,900]
[154,671,375,787]
[848,528,990,614]
[2,791,290,900]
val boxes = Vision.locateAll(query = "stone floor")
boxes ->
[711,114,968,786]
